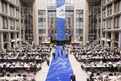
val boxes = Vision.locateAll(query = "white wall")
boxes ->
[74,0,88,44]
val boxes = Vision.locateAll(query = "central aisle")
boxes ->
[46,46,74,81]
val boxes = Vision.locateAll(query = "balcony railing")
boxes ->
[3,38,8,42]
[3,27,8,29]
[17,27,19,30]
[114,27,120,29]
[10,26,14,30]
[114,39,119,42]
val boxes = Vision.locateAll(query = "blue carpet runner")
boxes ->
[46,46,74,81]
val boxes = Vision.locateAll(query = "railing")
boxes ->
[114,39,119,41]
[16,27,19,30]
[3,27,8,29]
[10,26,14,30]
[3,38,8,42]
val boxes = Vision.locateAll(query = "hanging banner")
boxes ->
[56,0,65,40]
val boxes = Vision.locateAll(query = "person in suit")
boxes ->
[53,53,55,60]
[70,73,76,81]
[63,45,65,50]
[61,49,63,55]
[58,51,60,57]
[47,58,50,66]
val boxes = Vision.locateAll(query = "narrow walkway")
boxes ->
[69,54,89,81]
[35,49,54,81]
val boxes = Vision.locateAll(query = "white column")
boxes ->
[1,33,4,49]
[120,15,121,28]
[0,16,2,29]
[119,32,121,48]
[105,7,107,17]
[105,33,107,45]
[105,20,107,29]
[120,1,121,11]
[14,8,16,18]
[0,0,2,12]
[15,20,16,30]
[15,33,17,47]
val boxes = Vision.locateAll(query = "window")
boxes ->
[107,5,112,16]
[103,10,105,17]
[76,10,83,37]
[38,10,46,41]
[107,19,112,29]
[10,5,14,16]
[107,0,111,3]
[76,10,83,14]
[114,16,119,28]
[103,21,105,30]
[76,18,83,22]
[38,10,46,15]
[10,20,14,30]
[1,1,7,14]
[39,29,46,34]
[38,18,46,22]
[102,0,106,5]
[11,33,13,39]
[2,17,8,29]
[114,1,120,13]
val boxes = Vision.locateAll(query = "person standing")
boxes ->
[61,49,63,55]
[58,51,60,57]
[53,52,55,60]
[47,58,50,66]
[70,73,76,81]
[63,45,64,50]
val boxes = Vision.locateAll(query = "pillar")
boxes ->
[0,0,2,12]
[105,32,108,46]
[7,33,11,49]
[119,32,121,50]
[15,20,16,30]
[111,32,114,48]
[100,0,103,45]
[14,7,16,18]
[0,16,2,29]
[0,33,4,50]
[14,33,17,47]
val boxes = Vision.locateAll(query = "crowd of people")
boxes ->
[71,44,121,81]
[0,45,52,81]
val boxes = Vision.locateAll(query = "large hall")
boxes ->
[0,0,121,81]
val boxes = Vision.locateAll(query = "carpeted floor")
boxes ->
[46,46,75,81]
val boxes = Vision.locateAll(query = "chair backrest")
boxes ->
[109,73,113,76]
[18,74,21,77]
[7,74,10,77]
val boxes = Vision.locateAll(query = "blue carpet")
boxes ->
[46,46,74,81]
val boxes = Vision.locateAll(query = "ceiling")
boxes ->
[87,0,100,3]
[21,0,35,3]
[87,0,101,6]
